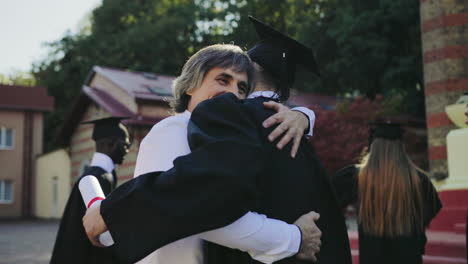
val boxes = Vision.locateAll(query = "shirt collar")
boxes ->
[248,91,279,100]
[181,110,191,118]
[90,152,115,173]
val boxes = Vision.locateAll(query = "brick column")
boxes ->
[421,0,468,173]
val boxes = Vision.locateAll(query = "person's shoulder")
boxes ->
[191,93,249,122]
[245,96,275,111]
[152,114,188,130]
[82,165,106,176]
[143,114,188,141]
[76,166,109,185]
[333,165,359,180]
[197,92,243,110]
[416,170,435,189]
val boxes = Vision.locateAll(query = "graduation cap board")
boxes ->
[82,117,130,141]
[369,121,404,146]
[247,16,320,91]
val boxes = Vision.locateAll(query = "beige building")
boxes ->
[34,66,174,218]
[0,85,53,218]
[34,149,71,218]
[56,66,173,189]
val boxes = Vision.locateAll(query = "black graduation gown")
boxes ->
[192,95,351,264]
[50,166,117,264]
[332,165,443,264]
[100,93,351,264]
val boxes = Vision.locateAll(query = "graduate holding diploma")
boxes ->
[50,117,131,264]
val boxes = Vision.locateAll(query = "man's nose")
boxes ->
[226,84,239,94]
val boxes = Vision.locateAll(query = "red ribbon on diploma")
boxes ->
[87,197,104,208]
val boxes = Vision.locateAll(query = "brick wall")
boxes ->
[421,0,468,173]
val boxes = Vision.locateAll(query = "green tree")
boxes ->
[302,0,424,115]
[0,70,37,86]
[33,0,205,150]
[33,0,424,150]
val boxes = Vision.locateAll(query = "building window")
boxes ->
[0,127,14,150]
[0,180,13,203]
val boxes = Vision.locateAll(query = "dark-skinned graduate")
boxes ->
[50,117,131,264]
[84,17,351,264]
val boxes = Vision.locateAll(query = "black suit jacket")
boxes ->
[101,93,350,264]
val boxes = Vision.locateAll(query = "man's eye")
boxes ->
[217,79,228,85]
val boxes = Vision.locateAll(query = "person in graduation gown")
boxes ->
[332,122,442,264]
[50,117,131,264]
[82,20,339,263]
[191,17,351,264]
[131,44,319,264]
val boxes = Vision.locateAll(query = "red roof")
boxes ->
[82,86,164,125]
[56,66,173,146]
[0,84,54,112]
[91,66,174,102]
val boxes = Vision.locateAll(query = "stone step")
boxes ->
[430,207,467,232]
[453,223,466,234]
[425,230,466,259]
[423,255,466,264]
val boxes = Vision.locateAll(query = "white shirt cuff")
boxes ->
[290,224,302,257]
[199,211,301,264]
[291,107,315,137]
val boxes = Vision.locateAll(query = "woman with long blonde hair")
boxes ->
[332,122,442,264]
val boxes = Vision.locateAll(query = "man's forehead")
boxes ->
[210,67,247,81]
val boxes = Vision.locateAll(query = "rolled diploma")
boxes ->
[78,175,114,246]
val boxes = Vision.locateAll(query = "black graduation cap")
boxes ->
[247,16,320,92]
[82,117,130,141]
[369,121,404,146]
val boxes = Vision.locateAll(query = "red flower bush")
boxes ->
[309,97,382,175]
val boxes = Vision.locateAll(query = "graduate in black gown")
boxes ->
[196,17,351,264]
[50,117,130,264]
[332,122,442,264]
[82,17,350,264]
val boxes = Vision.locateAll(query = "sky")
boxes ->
[0,0,102,75]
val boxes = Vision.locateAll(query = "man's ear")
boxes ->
[110,138,120,151]
[186,88,197,96]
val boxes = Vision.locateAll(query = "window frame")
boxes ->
[0,127,15,150]
[0,180,14,204]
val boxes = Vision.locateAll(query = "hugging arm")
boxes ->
[263,101,316,158]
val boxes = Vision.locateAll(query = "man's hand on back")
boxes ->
[294,211,322,262]
[262,101,310,158]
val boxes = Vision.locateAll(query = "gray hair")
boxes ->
[171,44,253,113]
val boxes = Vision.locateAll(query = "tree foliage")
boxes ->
[0,71,36,86]
[31,0,424,150]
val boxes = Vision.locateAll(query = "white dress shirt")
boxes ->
[134,96,315,264]
[90,152,115,173]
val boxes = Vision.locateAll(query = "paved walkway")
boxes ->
[0,217,357,264]
[0,220,59,264]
